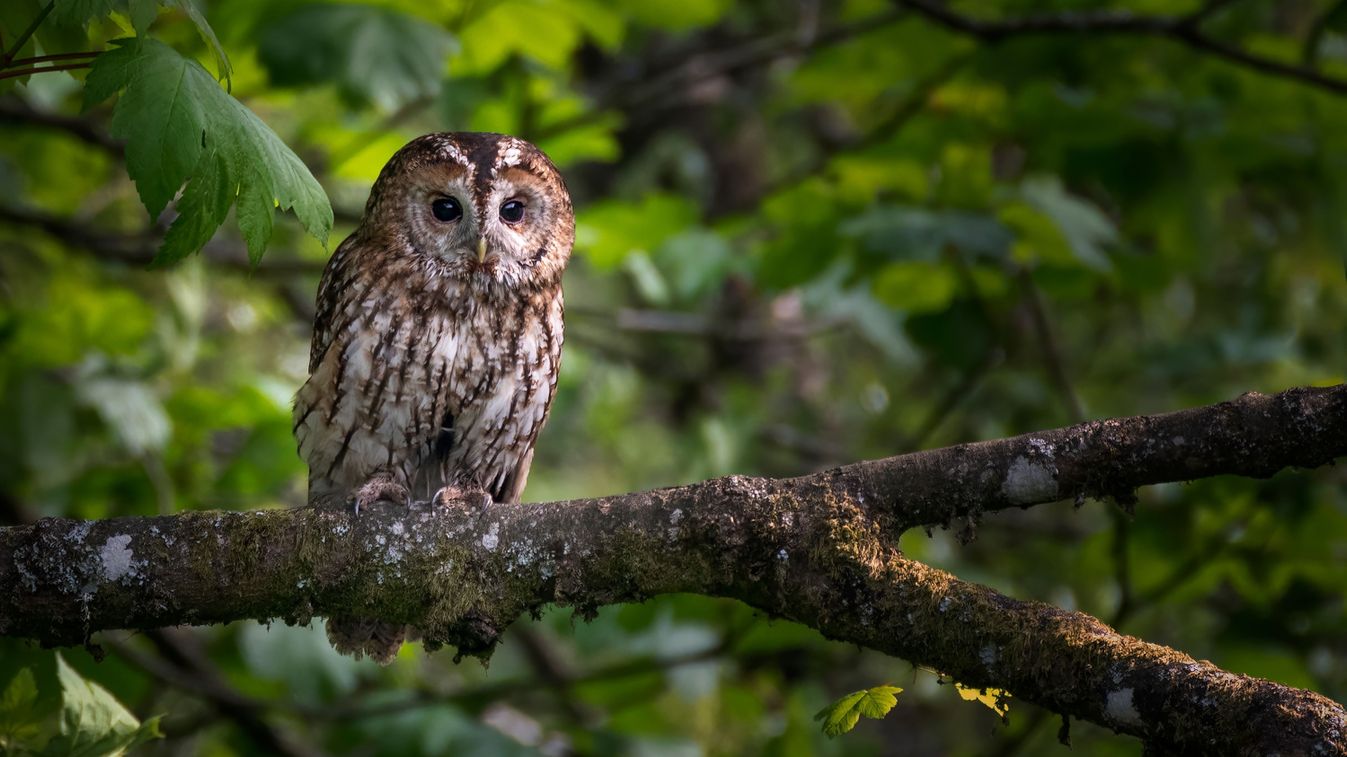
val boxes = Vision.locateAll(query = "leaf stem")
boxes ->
[0,62,93,81]
[1,1,55,67]
[5,51,100,67]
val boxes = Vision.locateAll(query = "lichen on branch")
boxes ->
[2,384,1345,754]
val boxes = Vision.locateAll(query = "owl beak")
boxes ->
[476,237,487,264]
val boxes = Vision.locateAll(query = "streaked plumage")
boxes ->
[293,132,573,662]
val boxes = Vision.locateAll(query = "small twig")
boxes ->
[894,0,1347,97]
[0,62,93,81]
[742,50,975,215]
[900,248,1008,452]
[1181,0,1244,28]
[907,348,1003,451]
[107,633,322,757]
[313,637,738,720]
[0,100,123,153]
[0,204,326,277]
[1016,267,1085,423]
[4,51,99,67]
[1,1,54,66]
[532,7,910,141]
[513,627,600,725]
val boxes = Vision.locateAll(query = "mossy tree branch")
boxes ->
[2,384,1345,753]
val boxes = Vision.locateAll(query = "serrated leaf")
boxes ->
[258,3,454,111]
[955,682,1011,719]
[50,0,117,27]
[41,653,162,757]
[1,669,38,714]
[0,668,43,750]
[122,0,157,34]
[159,150,233,260]
[813,685,903,737]
[84,37,331,265]
[236,169,276,265]
[166,0,231,85]
[58,0,230,80]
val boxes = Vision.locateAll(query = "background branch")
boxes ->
[895,0,1347,96]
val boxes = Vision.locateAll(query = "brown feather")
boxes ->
[293,133,572,662]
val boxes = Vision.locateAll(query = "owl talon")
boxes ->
[432,485,493,513]
[352,477,411,515]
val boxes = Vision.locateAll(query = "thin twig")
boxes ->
[734,49,975,219]
[1183,0,1245,28]
[1016,267,1085,422]
[513,627,600,725]
[5,51,99,67]
[311,637,739,720]
[106,633,323,757]
[0,100,123,153]
[532,7,910,141]
[894,0,1347,96]
[0,204,325,276]
[0,62,93,81]
[1,1,54,66]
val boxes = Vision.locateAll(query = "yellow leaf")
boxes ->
[955,682,1011,719]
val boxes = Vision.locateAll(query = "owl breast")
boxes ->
[294,249,564,506]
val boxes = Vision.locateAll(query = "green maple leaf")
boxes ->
[0,668,43,750]
[50,0,231,81]
[84,37,331,265]
[814,685,904,737]
[42,653,162,757]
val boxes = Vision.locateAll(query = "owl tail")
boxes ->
[325,616,406,665]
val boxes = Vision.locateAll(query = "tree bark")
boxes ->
[2,384,1344,754]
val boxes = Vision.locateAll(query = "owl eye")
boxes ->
[499,199,526,224]
[431,197,462,223]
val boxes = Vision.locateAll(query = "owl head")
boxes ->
[362,132,574,291]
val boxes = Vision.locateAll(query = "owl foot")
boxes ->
[431,485,493,513]
[352,477,411,515]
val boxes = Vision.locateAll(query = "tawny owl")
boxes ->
[293,132,573,663]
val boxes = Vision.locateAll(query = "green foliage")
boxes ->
[2,0,1347,754]
[84,37,331,264]
[0,669,42,750]
[51,0,231,80]
[258,4,456,111]
[576,193,700,269]
[0,654,161,756]
[814,685,903,737]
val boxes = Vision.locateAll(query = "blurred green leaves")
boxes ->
[1012,176,1119,271]
[0,654,161,756]
[0,669,41,750]
[455,0,623,72]
[2,1,1347,754]
[576,193,699,269]
[84,37,331,264]
[258,4,455,111]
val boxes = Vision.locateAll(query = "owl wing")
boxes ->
[494,446,535,504]
[308,237,359,374]
[488,297,564,504]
